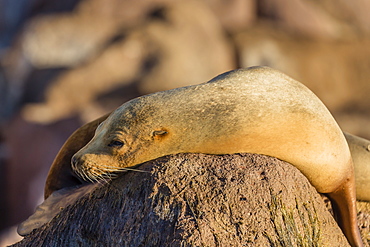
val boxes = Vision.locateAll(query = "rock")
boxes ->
[137,0,236,94]
[20,0,170,68]
[234,25,370,113]
[20,0,236,124]
[257,0,370,40]
[335,114,370,140]
[204,0,257,33]
[318,0,370,35]
[0,0,80,50]
[357,201,370,245]
[11,153,351,246]
[257,0,343,40]
[21,32,147,123]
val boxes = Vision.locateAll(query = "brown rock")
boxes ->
[234,25,370,113]
[257,0,370,39]
[258,0,343,40]
[21,32,148,123]
[204,0,257,33]
[21,0,170,68]
[357,201,370,246]
[12,153,351,246]
[20,0,235,124]
[318,0,370,35]
[138,0,236,94]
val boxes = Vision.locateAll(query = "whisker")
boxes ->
[73,159,150,183]
[84,170,95,183]
[92,169,107,184]
[97,164,149,173]
[120,167,149,173]
[98,173,111,184]
[78,170,89,181]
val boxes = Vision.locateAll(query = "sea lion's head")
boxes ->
[71,101,169,183]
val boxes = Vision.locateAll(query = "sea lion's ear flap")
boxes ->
[152,130,168,137]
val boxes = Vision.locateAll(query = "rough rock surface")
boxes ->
[11,153,353,246]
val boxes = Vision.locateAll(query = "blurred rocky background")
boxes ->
[1,0,370,245]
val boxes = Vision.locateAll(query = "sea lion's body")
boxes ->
[344,132,370,201]
[45,67,363,246]
[44,114,108,197]
[45,119,370,203]
[74,67,351,193]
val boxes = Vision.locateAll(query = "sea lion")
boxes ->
[44,117,370,203]
[47,66,363,246]
[344,132,370,201]
[44,114,108,198]
[44,115,370,203]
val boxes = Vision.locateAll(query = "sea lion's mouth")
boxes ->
[75,163,120,183]
[70,153,106,183]
[72,157,148,184]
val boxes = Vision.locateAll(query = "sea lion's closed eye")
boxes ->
[108,140,124,148]
[152,130,168,136]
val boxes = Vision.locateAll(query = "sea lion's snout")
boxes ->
[70,154,87,183]
[70,145,124,183]
[71,154,78,168]
[71,151,85,177]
